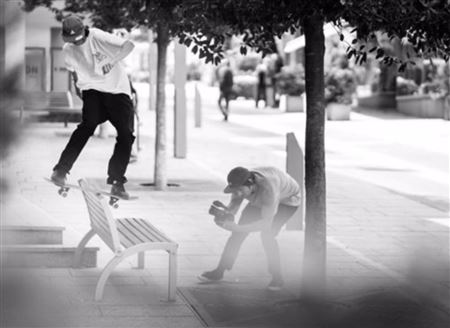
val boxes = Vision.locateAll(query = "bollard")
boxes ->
[286,132,304,230]
[194,83,202,128]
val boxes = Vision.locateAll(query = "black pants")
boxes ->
[218,88,232,119]
[217,203,298,278]
[255,85,266,108]
[53,89,135,184]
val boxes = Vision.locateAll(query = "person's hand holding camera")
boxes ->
[208,200,235,227]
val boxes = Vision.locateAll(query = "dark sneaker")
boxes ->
[267,277,284,291]
[50,170,67,186]
[198,268,224,282]
[110,183,130,200]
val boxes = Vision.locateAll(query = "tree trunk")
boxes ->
[301,15,327,300]
[154,24,169,190]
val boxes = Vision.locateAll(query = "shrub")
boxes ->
[231,75,257,99]
[325,67,356,104]
[396,77,418,96]
[236,54,260,72]
[419,81,443,95]
[275,65,305,96]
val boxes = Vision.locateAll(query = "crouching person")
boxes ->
[200,166,301,291]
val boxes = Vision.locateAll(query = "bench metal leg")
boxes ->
[137,252,145,269]
[95,254,125,301]
[73,229,96,268]
[94,244,177,302]
[168,250,177,301]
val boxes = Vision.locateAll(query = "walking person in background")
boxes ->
[129,78,139,163]
[200,166,301,291]
[217,61,234,121]
[268,54,284,108]
[50,15,135,198]
[255,62,267,108]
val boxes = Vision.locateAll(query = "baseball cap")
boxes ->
[62,16,85,43]
[223,167,251,193]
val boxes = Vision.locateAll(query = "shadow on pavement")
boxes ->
[179,283,450,328]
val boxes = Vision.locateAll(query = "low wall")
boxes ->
[396,94,447,119]
[357,92,397,110]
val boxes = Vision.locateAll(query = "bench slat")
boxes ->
[116,220,144,246]
[89,208,113,241]
[88,202,110,230]
[129,218,171,243]
[126,218,162,242]
[118,232,134,248]
[118,219,151,244]
[79,180,121,252]
[91,222,116,250]
[85,193,111,231]
[121,218,160,243]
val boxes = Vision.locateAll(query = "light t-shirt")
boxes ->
[63,28,131,97]
[249,166,302,207]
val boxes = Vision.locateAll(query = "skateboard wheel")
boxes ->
[113,203,119,209]
[61,192,68,198]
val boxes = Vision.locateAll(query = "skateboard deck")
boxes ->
[44,177,138,208]
[92,190,138,208]
[44,177,80,197]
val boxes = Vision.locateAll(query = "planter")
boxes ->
[396,94,446,118]
[326,103,351,120]
[357,92,397,110]
[281,94,305,112]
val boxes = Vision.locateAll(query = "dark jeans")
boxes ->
[255,85,266,108]
[53,89,135,184]
[217,203,298,278]
[218,88,232,118]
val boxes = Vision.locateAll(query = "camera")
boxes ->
[209,200,234,222]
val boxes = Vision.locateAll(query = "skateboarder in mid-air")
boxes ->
[50,16,135,199]
[201,166,302,291]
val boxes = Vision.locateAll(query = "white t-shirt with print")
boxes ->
[63,28,131,97]
[250,167,302,207]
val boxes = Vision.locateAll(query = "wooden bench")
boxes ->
[73,179,178,301]
[21,91,82,127]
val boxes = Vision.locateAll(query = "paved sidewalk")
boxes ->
[1,83,449,327]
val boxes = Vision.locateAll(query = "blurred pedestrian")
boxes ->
[50,15,135,199]
[255,62,267,108]
[268,54,284,108]
[200,166,301,291]
[129,78,139,163]
[217,61,234,121]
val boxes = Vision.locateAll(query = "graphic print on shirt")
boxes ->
[93,52,107,63]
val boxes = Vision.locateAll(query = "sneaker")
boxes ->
[198,268,224,282]
[110,182,130,200]
[50,170,67,186]
[129,153,138,163]
[267,276,284,291]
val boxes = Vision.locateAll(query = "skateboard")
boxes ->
[92,190,138,209]
[44,177,80,197]
[44,178,138,208]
